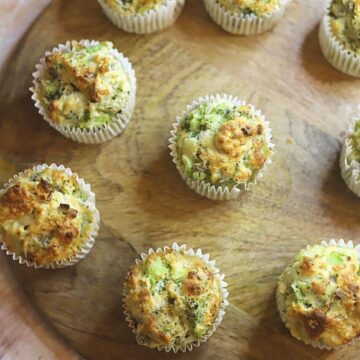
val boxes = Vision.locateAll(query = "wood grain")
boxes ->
[0,0,50,68]
[0,0,360,359]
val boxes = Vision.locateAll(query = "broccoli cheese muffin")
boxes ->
[0,164,99,268]
[319,0,360,77]
[277,241,360,349]
[203,0,290,35]
[340,118,360,196]
[31,40,136,144]
[169,94,273,200]
[123,244,228,352]
[97,0,185,34]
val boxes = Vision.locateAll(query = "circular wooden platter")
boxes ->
[1,0,360,359]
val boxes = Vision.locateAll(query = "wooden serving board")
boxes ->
[0,0,360,359]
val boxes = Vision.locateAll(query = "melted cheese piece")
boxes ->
[104,0,167,15]
[218,0,280,16]
[278,245,360,348]
[0,168,95,265]
[124,250,222,348]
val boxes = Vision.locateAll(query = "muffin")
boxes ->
[277,240,360,349]
[123,243,229,352]
[203,0,291,35]
[340,118,360,196]
[319,0,360,77]
[97,0,185,34]
[169,94,274,200]
[31,40,136,144]
[0,164,100,268]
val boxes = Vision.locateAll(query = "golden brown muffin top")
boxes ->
[278,245,360,348]
[0,167,95,265]
[123,249,223,349]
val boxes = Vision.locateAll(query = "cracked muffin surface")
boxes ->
[175,98,272,188]
[37,41,132,129]
[0,167,96,265]
[123,249,222,348]
[278,244,360,348]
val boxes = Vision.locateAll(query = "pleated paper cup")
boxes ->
[97,0,185,34]
[340,119,360,196]
[319,1,360,77]
[203,0,291,35]
[0,164,100,269]
[30,40,137,144]
[277,239,360,350]
[122,242,229,353]
[169,94,274,200]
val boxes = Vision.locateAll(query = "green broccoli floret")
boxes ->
[147,258,169,283]
[41,79,60,100]
[327,252,346,266]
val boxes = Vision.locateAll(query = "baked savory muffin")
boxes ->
[123,246,227,351]
[340,118,360,196]
[203,0,290,35]
[0,165,99,267]
[32,40,136,143]
[97,0,185,34]
[277,243,360,348]
[37,41,132,129]
[319,0,360,77]
[170,95,273,200]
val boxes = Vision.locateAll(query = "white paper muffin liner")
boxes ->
[0,164,100,269]
[277,239,360,350]
[30,40,137,144]
[340,119,360,196]
[169,94,275,200]
[122,242,229,353]
[97,0,185,34]
[203,0,290,35]
[319,1,360,77]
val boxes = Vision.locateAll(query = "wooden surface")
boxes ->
[0,0,49,68]
[0,0,360,359]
